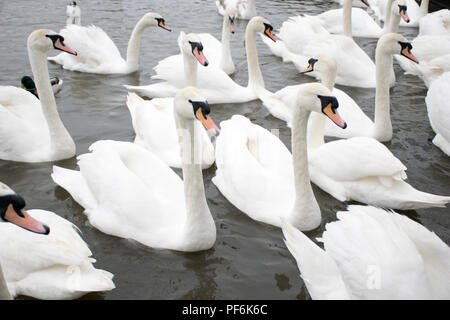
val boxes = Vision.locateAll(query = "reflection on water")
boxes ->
[0,0,448,300]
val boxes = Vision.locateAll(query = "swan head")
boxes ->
[247,16,276,42]
[141,12,171,32]
[300,54,337,76]
[27,29,77,55]
[0,182,50,235]
[178,32,209,66]
[377,33,419,64]
[226,6,237,34]
[296,83,347,129]
[394,0,410,23]
[174,87,219,136]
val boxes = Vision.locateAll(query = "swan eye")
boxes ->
[189,100,210,118]
[308,58,318,68]
[398,5,407,13]
[188,41,204,53]
[318,95,339,112]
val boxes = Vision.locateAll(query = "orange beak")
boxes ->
[158,20,172,32]
[399,8,410,23]
[322,103,347,129]
[193,46,209,66]
[301,63,314,74]
[265,28,276,42]
[4,205,50,235]
[196,108,220,136]
[401,46,419,64]
[54,38,77,56]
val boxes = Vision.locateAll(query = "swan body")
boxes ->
[262,15,381,88]
[425,72,450,156]
[48,12,171,74]
[214,83,347,231]
[216,0,256,20]
[0,29,76,162]
[126,16,276,104]
[419,9,450,36]
[282,205,450,300]
[0,182,114,300]
[52,88,218,252]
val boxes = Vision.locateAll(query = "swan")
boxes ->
[282,205,450,299]
[126,33,216,169]
[261,33,419,141]
[21,75,63,99]
[48,12,171,74]
[213,83,348,231]
[400,0,430,27]
[0,182,114,300]
[308,0,409,38]
[216,0,257,20]
[66,1,81,26]
[0,29,77,163]
[425,71,450,156]
[261,14,382,88]
[52,87,219,252]
[419,9,450,36]
[126,16,276,104]
[199,5,237,75]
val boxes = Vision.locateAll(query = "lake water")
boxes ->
[0,0,448,299]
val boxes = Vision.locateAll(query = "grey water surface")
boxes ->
[0,0,448,299]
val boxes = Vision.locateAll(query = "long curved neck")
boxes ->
[374,46,393,141]
[343,0,353,38]
[245,26,264,90]
[289,104,321,230]
[320,67,336,91]
[383,0,395,30]
[183,54,198,87]
[126,17,149,71]
[220,15,233,71]
[28,46,75,158]
[175,114,211,233]
[0,263,12,300]
[419,0,429,15]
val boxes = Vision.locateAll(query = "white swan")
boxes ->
[216,0,257,20]
[126,16,276,104]
[0,29,77,163]
[66,1,81,26]
[261,33,419,141]
[199,5,237,75]
[400,0,430,27]
[0,182,114,300]
[126,33,216,169]
[52,87,219,252]
[308,0,409,38]
[425,71,450,156]
[419,9,450,36]
[213,83,347,231]
[262,14,382,88]
[282,205,450,299]
[48,12,171,74]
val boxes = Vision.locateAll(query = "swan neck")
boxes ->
[307,112,326,149]
[0,263,12,300]
[343,0,353,38]
[220,14,233,71]
[420,0,429,14]
[383,0,394,28]
[245,27,264,89]
[321,68,336,91]
[28,47,74,157]
[374,46,393,141]
[126,16,148,71]
[183,54,198,87]
[289,105,321,229]
[175,114,211,229]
